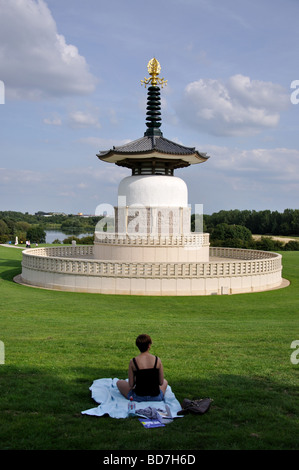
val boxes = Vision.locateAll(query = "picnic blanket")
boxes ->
[81,378,182,419]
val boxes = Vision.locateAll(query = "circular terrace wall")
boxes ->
[17,245,284,296]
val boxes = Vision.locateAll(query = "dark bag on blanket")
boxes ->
[177,398,212,415]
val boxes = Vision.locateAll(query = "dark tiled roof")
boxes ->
[97,135,209,163]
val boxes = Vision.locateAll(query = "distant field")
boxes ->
[253,234,299,243]
[0,246,298,450]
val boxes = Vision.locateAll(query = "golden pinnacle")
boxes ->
[141,58,167,88]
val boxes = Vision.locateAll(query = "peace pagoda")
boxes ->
[18,59,283,295]
[94,58,210,266]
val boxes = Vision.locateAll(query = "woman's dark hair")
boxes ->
[136,334,152,352]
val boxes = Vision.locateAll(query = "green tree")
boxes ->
[0,220,10,243]
[61,218,85,233]
[210,223,253,248]
[211,223,252,242]
[191,214,207,232]
[15,221,31,233]
[26,226,46,244]
[291,210,299,234]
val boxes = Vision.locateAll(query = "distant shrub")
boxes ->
[254,236,284,251]
[284,240,299,251]
[63,236,80,244]
[62,235,93,245]
[79,235,94,245]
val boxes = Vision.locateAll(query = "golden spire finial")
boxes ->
[141,58,168,88]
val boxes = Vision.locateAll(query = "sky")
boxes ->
[0,0,298,216]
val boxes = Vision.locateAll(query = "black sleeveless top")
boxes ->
[133,356,160,397]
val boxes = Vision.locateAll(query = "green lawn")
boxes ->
[0,246,298,450]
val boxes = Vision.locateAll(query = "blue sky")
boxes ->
[0,0,298,215]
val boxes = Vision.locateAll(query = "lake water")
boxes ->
[46,230,94,244]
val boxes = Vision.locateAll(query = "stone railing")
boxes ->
[27,245,94,259]
[210,246,279,260]
[21,245,282,279]
[94,233,210,247]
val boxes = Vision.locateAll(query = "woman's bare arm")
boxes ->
[158,357,164,386]
[128,359,135,389]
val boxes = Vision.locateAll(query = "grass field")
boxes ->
[0,245,298,450]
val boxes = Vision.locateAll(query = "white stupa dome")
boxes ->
[118,175,188,208]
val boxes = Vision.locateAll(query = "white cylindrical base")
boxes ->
[94,233,210,262]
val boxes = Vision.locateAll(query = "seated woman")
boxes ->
[117,334,168,402]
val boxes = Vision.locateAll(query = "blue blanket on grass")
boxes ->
[81,378,182,419]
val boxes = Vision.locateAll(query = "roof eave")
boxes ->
[97,149,209,165]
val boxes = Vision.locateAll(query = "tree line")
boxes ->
[196,209,299,251]
[202,208,299,236]
[208,223,299,251]
[0,209,298,251]
[0,212,102,244]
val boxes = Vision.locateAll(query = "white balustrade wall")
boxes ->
[19,244,283,296]
[94,233,210,246]
[93,233,210,262]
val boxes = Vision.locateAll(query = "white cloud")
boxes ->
[43,108,102,128]
[0,0,97,100]
[66,166,128,184]
[0,164,127,212]
[1,144,298,214]
[43,116,62,126]
[68,110,101,129]
[184,144,299,212]
[177,75,290,136]
[77,137,132,148]
[203,145,299,182]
